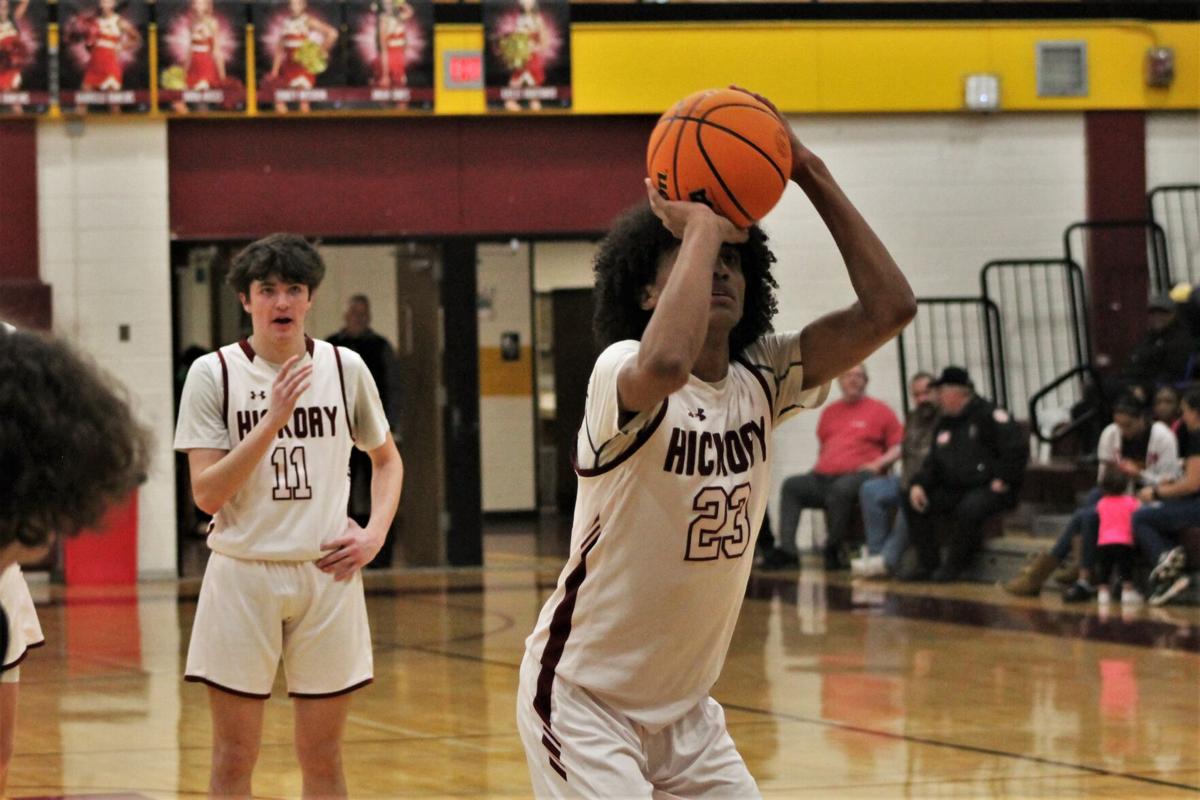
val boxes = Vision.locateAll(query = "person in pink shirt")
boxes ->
[1093,468,1144,606]
[762,363,903,570]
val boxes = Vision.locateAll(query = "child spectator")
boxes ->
[1093,468,1143,607]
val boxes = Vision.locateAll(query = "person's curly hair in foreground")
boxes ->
[0,327,151,554]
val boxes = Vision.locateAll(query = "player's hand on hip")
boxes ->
[265,355,313,431]
[316,518,383,580]
[909,484,928,512]
[644,179,747,244]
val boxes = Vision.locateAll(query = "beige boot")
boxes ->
[1002,551,1059,596]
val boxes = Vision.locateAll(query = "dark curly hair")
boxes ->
[227,233,326,296]
[592,204,779,358]
[0,329,151,550]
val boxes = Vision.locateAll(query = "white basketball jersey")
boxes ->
[525,335,828,731]
[174,337,389,561]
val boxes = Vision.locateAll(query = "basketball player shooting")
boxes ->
[516,88,916,797]
[173,234,403,798]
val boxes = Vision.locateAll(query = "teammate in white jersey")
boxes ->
[518,89,917,797]
[0,323,150,795]
[174,234,403,798]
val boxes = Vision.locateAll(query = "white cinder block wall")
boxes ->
[37,120,177,579]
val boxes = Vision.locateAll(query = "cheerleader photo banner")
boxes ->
[343,0,434,111]
[253,0,345,113]
[59,0,152,114]
[0,0,49,115]
[482,0,571,112]
[157,0,247,113]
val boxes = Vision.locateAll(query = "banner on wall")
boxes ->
[156,0,247,113]
[482,0,570,111]
[254,0,345,113]
[0,0,50,115]
[344,0,434,110]
[59,0,151,113]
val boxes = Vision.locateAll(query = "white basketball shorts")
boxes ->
[185,552,373,698]
[0,563,44,684]
[516,652,759,799]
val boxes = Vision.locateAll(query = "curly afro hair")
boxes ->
[592,204,779,359]
[0,329,151,551]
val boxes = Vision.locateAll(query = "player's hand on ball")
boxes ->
[316,517,384,580]
[645,179,747,244]
[266,355,313,432]
[728,84,813,181]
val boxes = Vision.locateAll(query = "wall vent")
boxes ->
[1037,41,1089,97]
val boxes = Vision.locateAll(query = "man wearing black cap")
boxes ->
[1119,294,1198,396]
[903,366,1029,582]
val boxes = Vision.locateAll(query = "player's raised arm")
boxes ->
[792,145,916,389]
[616,181,747,414]
[732,87,916,389]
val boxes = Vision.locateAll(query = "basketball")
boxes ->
[647,88,793,228]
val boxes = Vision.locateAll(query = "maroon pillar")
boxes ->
[0,119,50,329]
[1084,111,1147,372]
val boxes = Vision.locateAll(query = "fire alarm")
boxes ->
[1146,47,1175,88]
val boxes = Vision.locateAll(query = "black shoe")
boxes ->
[824,549,848,571]
[931,565,962,583]
[1062,581,1096,603]
[897,563,932,582]
[760,548,800,571]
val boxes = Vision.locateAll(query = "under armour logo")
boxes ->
[689,408,706,421]
[251,390,266,400]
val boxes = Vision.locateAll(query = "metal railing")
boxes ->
[1148,183,1200,286]
[981,259,1090,422]
[1063,219,1172,297]
[1028,364,1106,445]
[897,296,1007,417]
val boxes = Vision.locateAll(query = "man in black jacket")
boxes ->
[902,366,1029,582]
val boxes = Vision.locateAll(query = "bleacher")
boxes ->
[897,182,1200,601]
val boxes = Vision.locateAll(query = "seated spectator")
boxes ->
[1170,280,1200,340]
[902,366,1029,582]
[1134,386,1200,607]
[760,364,902,570]
[1004,394,1179,599]
[1153,385,1183,435]
[1120,294,1197,398]
[1092,467,1144,607]
[852,371,939,578]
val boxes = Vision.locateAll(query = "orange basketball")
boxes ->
[647,88,793,229]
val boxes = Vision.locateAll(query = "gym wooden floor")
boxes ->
[8,526,1199,799]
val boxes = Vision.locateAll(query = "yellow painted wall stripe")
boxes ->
[437,20,1200,115]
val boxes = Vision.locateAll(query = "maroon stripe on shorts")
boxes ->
[0,639,45,672]
[288,677,373,699]
[532,517,602,726]
[185,675,272,699]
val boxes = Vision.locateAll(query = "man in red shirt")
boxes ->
[762,364,903,569]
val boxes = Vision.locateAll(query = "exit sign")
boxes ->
[444,51,483,89]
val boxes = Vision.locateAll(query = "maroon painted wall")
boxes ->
[168,116,655,240]
[0,119,50,329]
[1083,111,1148,372]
